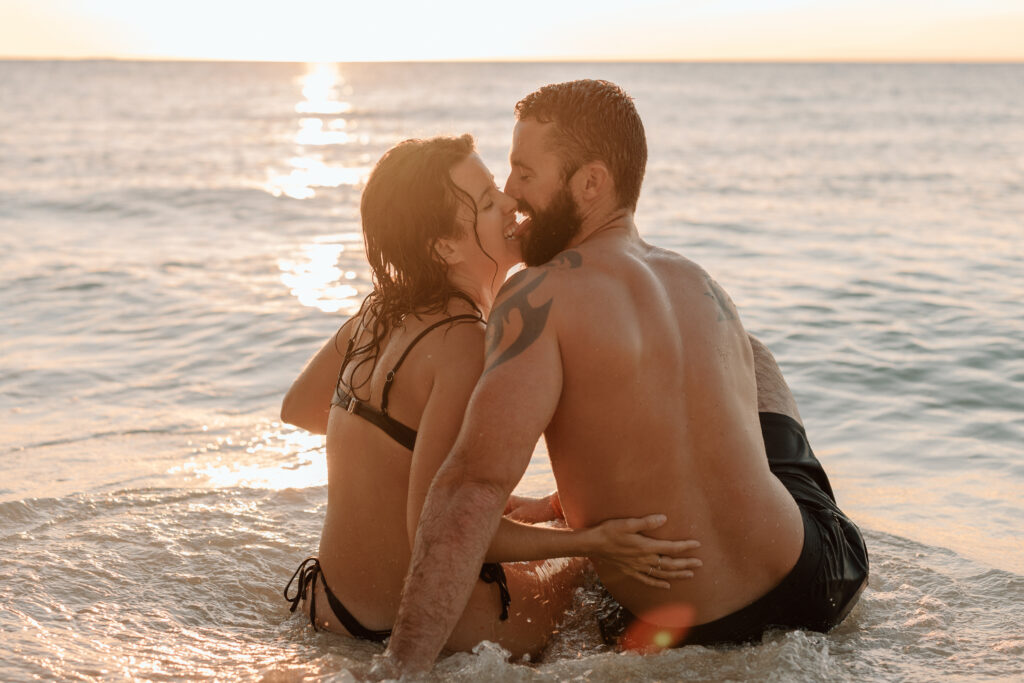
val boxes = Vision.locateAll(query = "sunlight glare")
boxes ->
[171,425,327,490]
[295,118,350,146]
[278,240,361,313]
[265,63,369,199]
[264,156,370,199]
[295,62,353,114]
[196,456,327,490]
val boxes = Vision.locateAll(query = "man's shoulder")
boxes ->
[541,250,584,272]
[496,250,585,298]
[483,255,585,375]
[641,243,715,290]
[645,242,701,270]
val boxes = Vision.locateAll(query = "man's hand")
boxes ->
[365,653,407,682]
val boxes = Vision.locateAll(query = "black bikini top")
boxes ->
[331,314,482,451]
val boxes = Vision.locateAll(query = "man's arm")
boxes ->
[748,333,802,423]
[383,268,564,674]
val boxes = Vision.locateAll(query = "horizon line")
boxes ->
[3,56,1024,65]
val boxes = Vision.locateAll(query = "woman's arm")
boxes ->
[280,319,353,435]
[406,325,701,589]
[486,516,700,588]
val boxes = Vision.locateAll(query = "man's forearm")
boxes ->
[386,464,508,673]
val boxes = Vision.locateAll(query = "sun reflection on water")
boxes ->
[196,455,327,491]
[296,62,354,115]
[173,424,328,490]
[266,156,369,200]
[265,63,370,199]
[278,237,362,313]
[296,118,350,146]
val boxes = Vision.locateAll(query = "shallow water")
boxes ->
[1,61,1022,681]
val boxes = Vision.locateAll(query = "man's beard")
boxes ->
[520,184,583,267]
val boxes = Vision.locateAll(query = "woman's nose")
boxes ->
[498,190,517,213]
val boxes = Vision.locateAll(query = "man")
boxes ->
[381,80,868,673]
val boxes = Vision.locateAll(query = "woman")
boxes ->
[281,135,698,658]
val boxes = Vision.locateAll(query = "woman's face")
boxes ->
[449,154,522,278]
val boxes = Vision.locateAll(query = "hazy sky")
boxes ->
[3,0,1023,61]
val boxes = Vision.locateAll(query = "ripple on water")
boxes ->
[2,488,1022,682]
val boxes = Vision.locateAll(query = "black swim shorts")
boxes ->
[599,412,869,647]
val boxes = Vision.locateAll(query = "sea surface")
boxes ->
[1,61,1022,681]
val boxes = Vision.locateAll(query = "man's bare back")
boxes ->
[533,233,805,625]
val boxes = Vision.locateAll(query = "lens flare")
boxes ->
[620,603,696,653]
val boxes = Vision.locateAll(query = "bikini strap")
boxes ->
[284,556,392,641]
[379,314,482,415]
[284,557,322,631]
[335,318,362,392]
[479,562,511,621]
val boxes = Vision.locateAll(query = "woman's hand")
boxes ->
[584,514,702,589]
[504,491,563,523]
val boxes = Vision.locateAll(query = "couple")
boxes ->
[282,80,869,673]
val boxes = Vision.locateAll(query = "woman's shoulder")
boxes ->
[409,297,484,331]
[408,305,485,346]
[396,302,485,373]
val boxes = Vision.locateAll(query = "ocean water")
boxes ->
[1,61,1022,681]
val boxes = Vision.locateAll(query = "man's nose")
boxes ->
[503,173,519,198]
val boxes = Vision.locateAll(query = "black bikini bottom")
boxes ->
[284,556,511,643]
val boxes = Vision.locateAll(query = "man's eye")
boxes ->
[519,174,530,182]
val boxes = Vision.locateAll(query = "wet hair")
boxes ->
[515,79,647,211]
[339,134,487,396]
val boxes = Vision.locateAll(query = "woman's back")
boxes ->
[318,305,486,629]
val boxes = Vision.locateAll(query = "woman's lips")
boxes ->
[505,214,532,240]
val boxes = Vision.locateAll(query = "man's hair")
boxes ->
[515,79,647,211]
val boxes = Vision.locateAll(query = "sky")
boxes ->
[2,0,1023,62]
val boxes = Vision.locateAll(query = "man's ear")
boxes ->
[573,161,612,202]
[433,237,464,265]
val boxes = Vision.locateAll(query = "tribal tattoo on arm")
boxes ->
[483,250,582,374]
[546,250,582,270]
